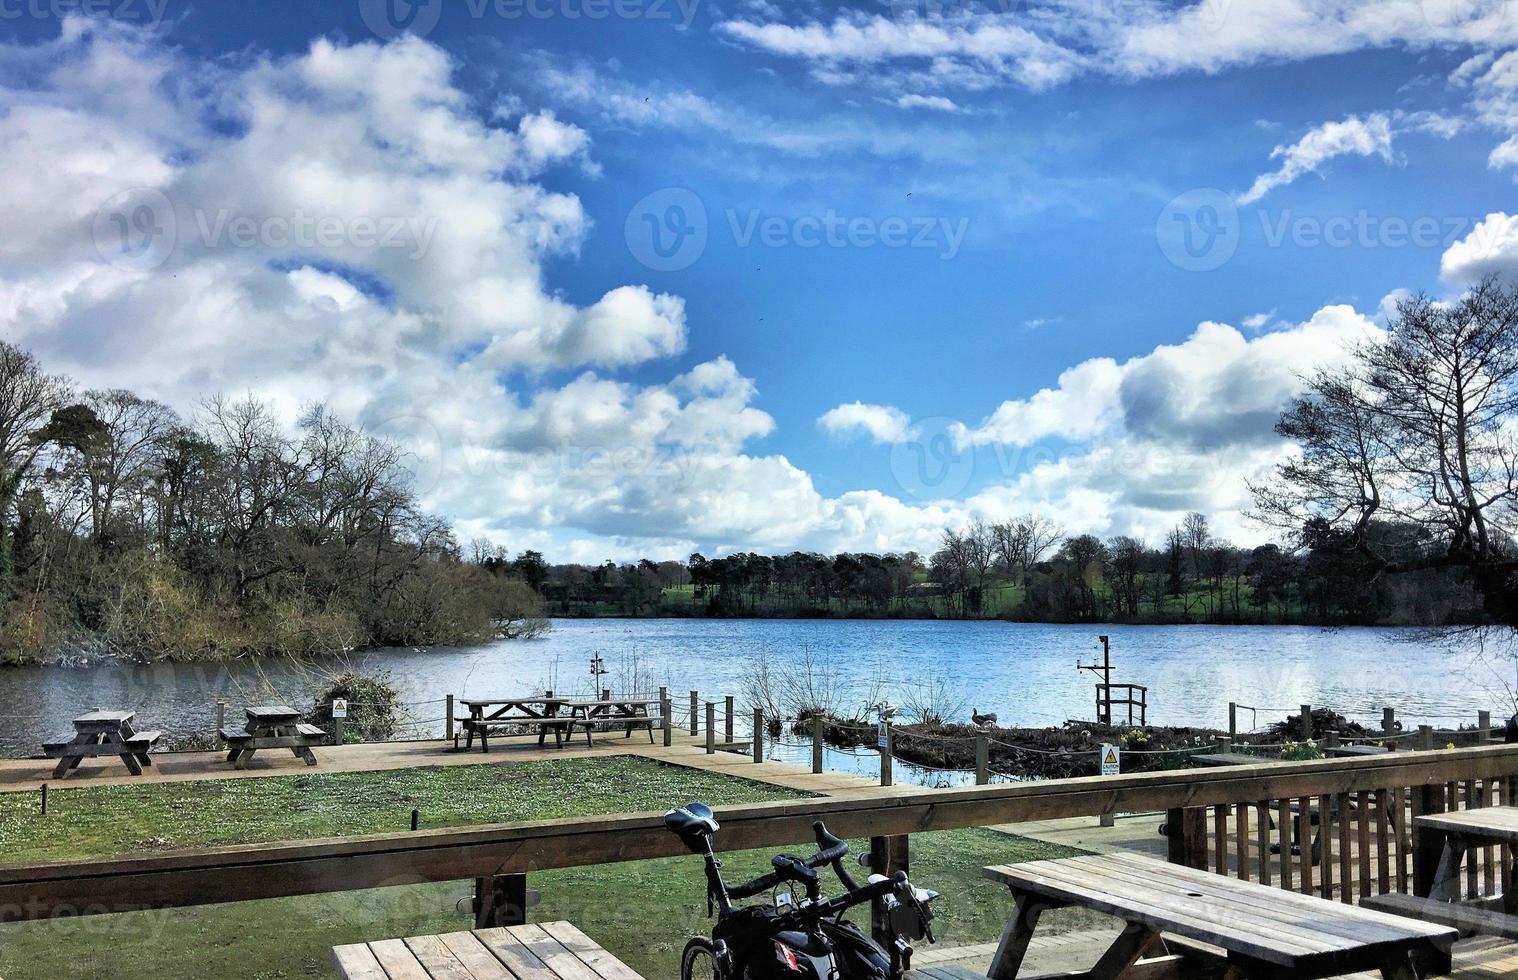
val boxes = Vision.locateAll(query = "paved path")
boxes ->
[0,729,927,798]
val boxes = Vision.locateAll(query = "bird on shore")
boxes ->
[971,708,998,728]
[873,702,898,722]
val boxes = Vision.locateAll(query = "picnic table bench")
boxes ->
[1362,805,1518,940]
[460,697,579,752]
[332,921,646,979]
[984,853,1456,979]
[219,705,325,769]
[1326,743,1391,757]
[42,710,163,778]
[569,698,662,743]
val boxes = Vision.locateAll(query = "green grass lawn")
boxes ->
[0,759,1089,978]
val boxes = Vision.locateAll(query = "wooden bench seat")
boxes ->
[332,920,647,979]
[294,723,327,739]
[1362,891,1518,939]
[219,726,252,742]
[42,734,76,753]
[125,730,163,746]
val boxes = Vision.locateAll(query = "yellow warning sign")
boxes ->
[1100,744,1120,776]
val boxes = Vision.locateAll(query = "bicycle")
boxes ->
[664,801,938,980]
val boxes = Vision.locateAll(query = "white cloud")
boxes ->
[894,94,960,112]
[1237,114,1396,204]
[818,402,917,443]
[720,1,1518,96]
[1441,211,1518,283]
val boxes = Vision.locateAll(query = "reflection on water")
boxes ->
[0,619,1505,760]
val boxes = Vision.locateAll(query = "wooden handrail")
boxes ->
[1,744,1515,920]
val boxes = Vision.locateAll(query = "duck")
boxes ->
[972,708,998,728]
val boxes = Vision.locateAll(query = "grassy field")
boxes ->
[0,758,1089,978]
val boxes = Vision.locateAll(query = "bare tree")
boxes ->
[0,343,70,588]
[1253,276,1518,627]
[992,514,1063,584]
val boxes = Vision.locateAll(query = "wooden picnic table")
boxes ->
[1358,806,1518,940]
[219,705,325,769]
[459,696,577,752]
[42,710,162,778]
[984,853,1455,979]
[567,698,662,744]
[332,920,646,979]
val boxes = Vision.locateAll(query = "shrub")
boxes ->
[305,670,400,742]
[1280,740,1324,761]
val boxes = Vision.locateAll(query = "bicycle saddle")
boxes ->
[664,802,720,842]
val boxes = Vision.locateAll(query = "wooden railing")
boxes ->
[1,744,1515,925]
[1175,765,1517,904]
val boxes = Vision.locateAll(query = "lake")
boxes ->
[0,620,1509,764]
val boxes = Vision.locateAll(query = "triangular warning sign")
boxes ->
[1103,748,1119,765]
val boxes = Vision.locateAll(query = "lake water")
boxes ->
[0,620,1510,763]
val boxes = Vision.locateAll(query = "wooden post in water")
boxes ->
[1479,710,1491,743]
[1300,704,1313,742]
[690,691,699,735]
[1383,707,1397,748]
[660,687,672,747]
[1419,724,1435,751]
[706,703,716,754]
[215,700,226,733]
[879,723,892,788]
[975,733,989,786]
[752,708,764,763]
[811,716,824,773]
[1228,702,1237,740]
[445,694,454,742]
[725,696,735,743]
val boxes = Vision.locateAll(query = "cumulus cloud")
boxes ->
[1441,211,1518,283]
[1237,114,1396,204]
[818,402,917,443]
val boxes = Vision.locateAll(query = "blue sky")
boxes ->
[6,2,1518,560]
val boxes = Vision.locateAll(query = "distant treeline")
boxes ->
[0,342,547,665]
[512,512,1482,626]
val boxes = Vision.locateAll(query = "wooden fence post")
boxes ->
[1301,704,1313,742]
[868,835,909,947]
[660,687,671,747]
[1228,701,1237,740]
[706,703,716,754]
[690,691,699,735]
[1414,778,1449,896]
[753,708,764,763]
[332,713,345,745]
[1479,710,1491,743]
[725,696,735,743]
[1166,807,1207,870]
[474,873,528,929]
[445,694,455,742]
[1419,724,1435,751]
[880,724,892,788]
[811,716,824,774]
[601,688,610,702]
[976,733,989,786]
[215,700,225,733]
